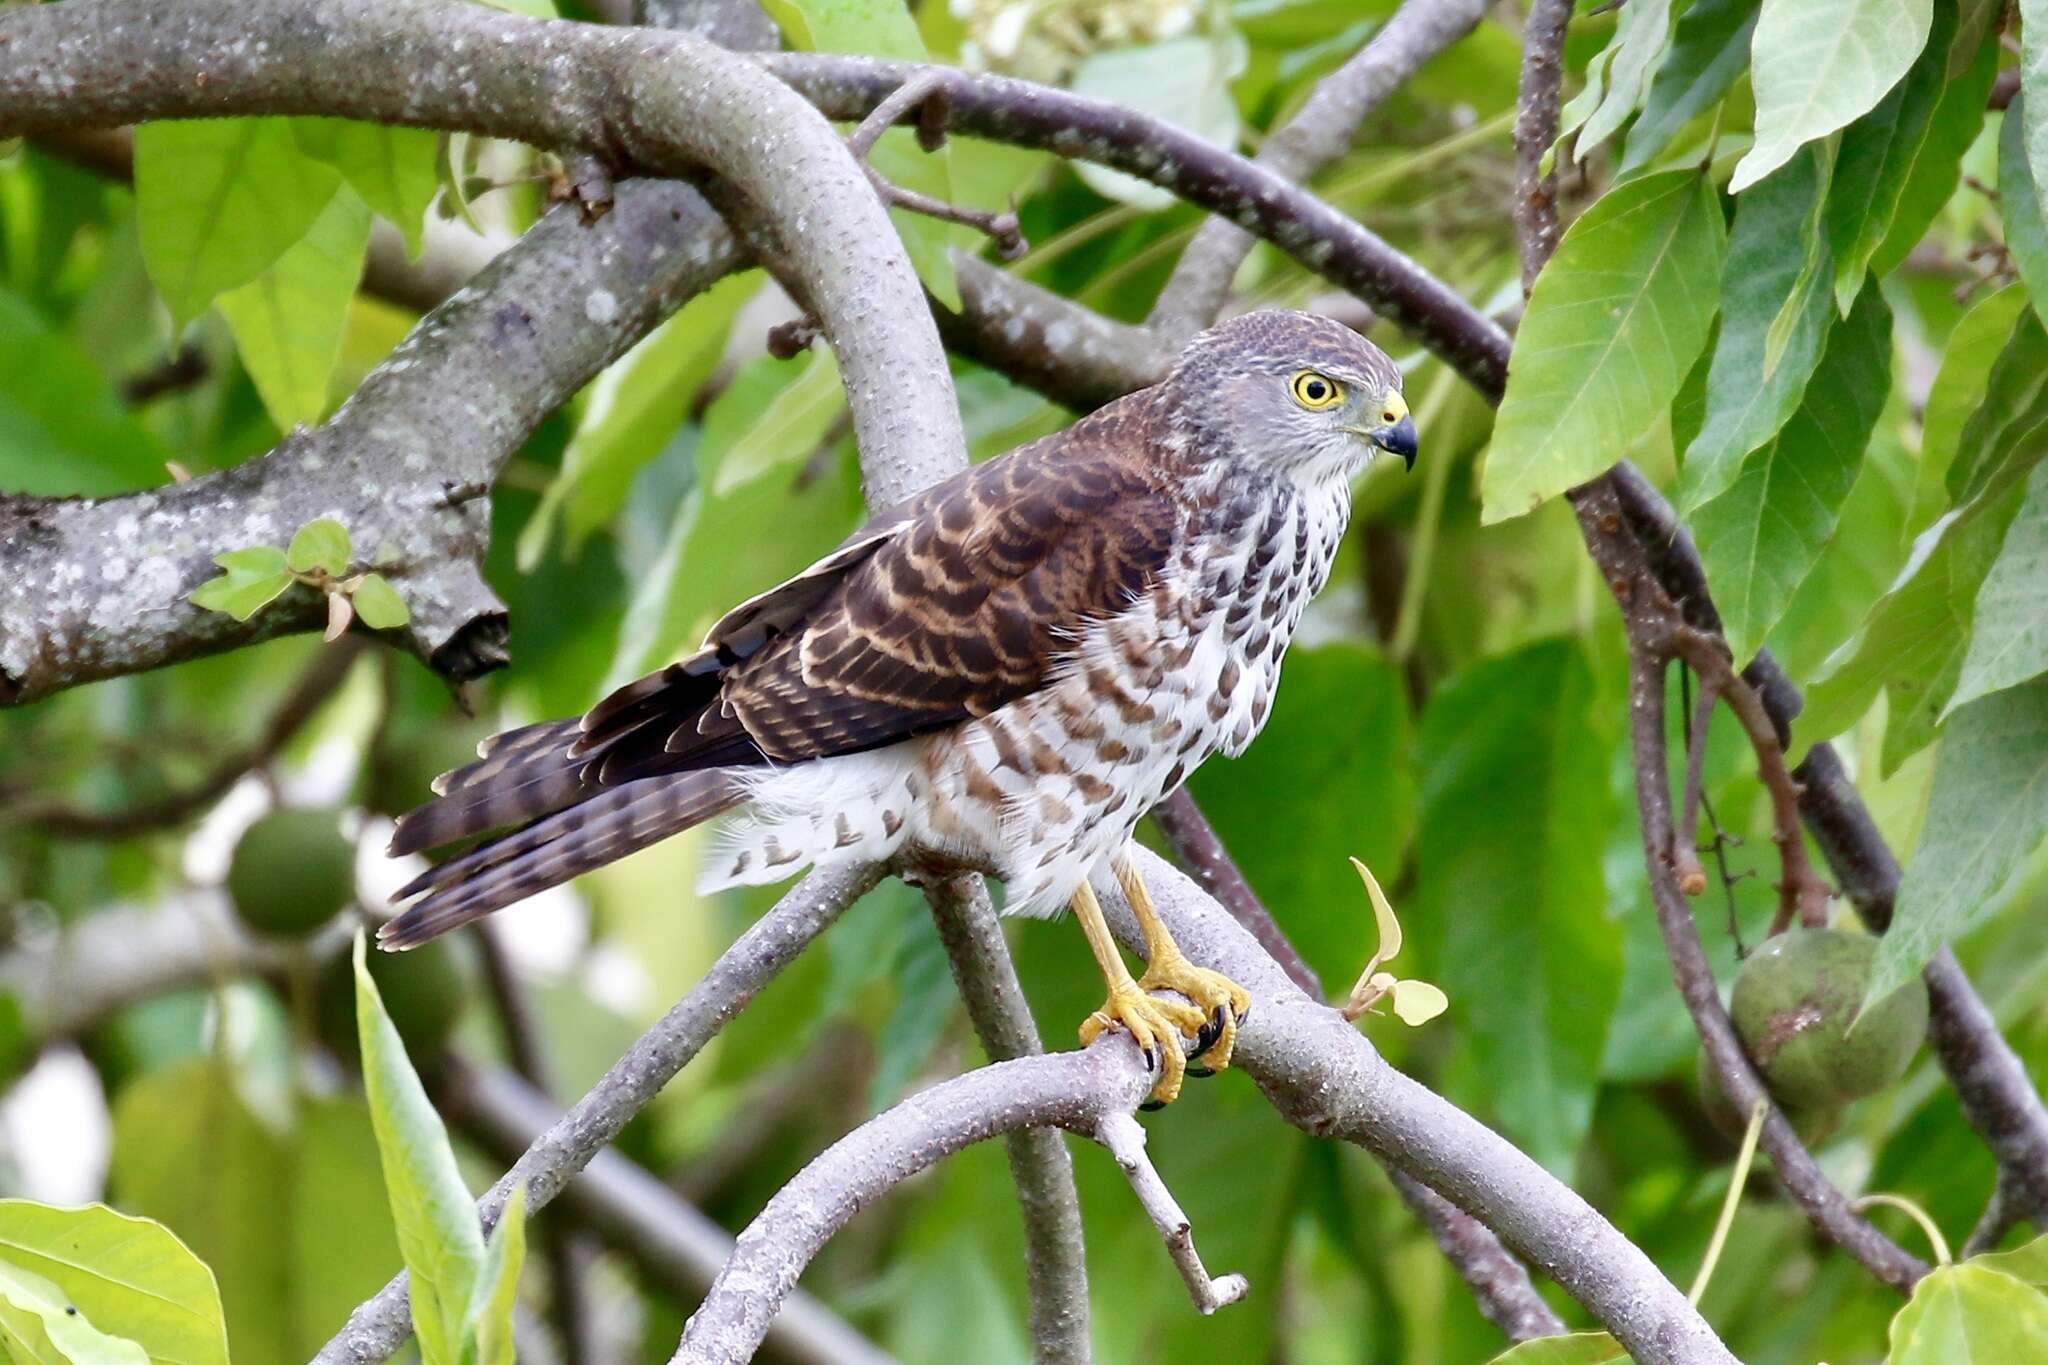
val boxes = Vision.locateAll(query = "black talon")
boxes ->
[1139,1097,1167,1112]
[1140,1046,1157,1075]
[1185,1064,1216,1079]
[1193,1017,1223,1056]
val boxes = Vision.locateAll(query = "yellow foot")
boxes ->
[1138,952,1251,1074]
[1080,979,1209,1104]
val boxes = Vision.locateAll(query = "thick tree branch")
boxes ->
[436,1056,894,1365]
[0,0,967,511]
[1512,0,1571,295]
[313,862,882,1365]
[924,878,1090,1365]
[1148,0,1490,337]
[0,178,740,703]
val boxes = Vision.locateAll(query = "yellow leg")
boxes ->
[1072,880,1207,1104]
[1116,853,1252,1074]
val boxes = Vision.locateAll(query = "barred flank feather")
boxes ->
[379,771,740,949]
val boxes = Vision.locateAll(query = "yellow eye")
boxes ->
[1290,371,1344,410]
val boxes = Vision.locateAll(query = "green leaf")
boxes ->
[1679,147,1838,512]
[759,0,966,307]
[1572,0,1677,161]
[1414,639,1619,1175]
[867,913,959,1111]
[1734,0,1936,192]
[292,118,441,258]
[476,0,557,16]
[0,291,175,497]
[286,518,353,576]
[1693,285,1893,662]
[189,545,295,622]
[0,1258,150,1365]
[465,1187,526,1365]
[108,1060,292,1364]
[1886,1263,2048,1363]
[217,186,372,429]
[1829,0,1999,309]
[2001,95,2048,330]
[349,574,411,630]
[1620,0,1757,172]
[520,271,757,569]
[1484,1332,1628,1364]
[711,348,847,496]
[1869,673,2048,1005]
[1911,284,2030,537]
[0,1202,228,1365]
[2023,0,2048,236]
[134,118,343,328]
[1188,643,1413,989]
[1803,313,2048,754]
[1482,170,1725,523]
[353,935,485,1365]
[1948,462,2048,713]
[607,355,867,686]
[1975,1229,2048,1286]
[286,1098,407,1357]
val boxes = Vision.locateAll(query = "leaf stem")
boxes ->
[1689,1098,1765,1306]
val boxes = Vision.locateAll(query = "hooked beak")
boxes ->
[1373,413,1418,471]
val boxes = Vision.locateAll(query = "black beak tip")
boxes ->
[1380,414,1419,471]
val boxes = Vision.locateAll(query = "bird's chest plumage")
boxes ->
[918,475,1349,916]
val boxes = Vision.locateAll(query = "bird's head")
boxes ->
[1167,310,1415,478]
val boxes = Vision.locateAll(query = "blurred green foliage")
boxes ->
[3,0,2048,1361]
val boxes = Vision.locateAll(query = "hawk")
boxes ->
[383,310,1416,1102]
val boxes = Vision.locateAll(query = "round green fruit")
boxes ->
[1728,928,1928,1111]
[315,934,472,1065]
[227,808,357,938]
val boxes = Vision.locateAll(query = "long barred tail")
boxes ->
[380,770,742,949]
[380,718,743,949]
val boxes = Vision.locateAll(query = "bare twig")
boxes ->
[1962,1177,2019,1258]
[312,862,882,1365]
[1570,481,1927,1295]
[1149,0,1490,336]
[1673,668,1719,900]
[925,878,1090,1365]
[1512,0,1573,294]
[436,1057,894,1365]
[1387,1170,1567,1342]
[1093,1112,1248,1313]
[1,636,364,836]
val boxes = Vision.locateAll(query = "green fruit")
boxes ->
[227,808,357,937]
[315,935,472,1065]
[363,724,494,818]
[1728,928,1928,1110]
[1696,1044,1842,1147]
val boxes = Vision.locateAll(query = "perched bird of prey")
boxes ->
[384,310,1415,1101]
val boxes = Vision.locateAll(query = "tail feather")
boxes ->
[389,719,589,856]
[381,771,741,949]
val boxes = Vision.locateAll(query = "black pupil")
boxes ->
[1305,379,1326,400]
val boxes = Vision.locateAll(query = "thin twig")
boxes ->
[1962,1177,2019,1258]
[1512,0,1573,294]
[1674,667,1720,900]
[845,72,1024,258]
[1092,1112,1248,1314]
[1,637,364,836]
[1148,0,1490,336]
[1386,1171,1566,1342]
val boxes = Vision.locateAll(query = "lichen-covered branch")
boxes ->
[0,0,966,510]
[0,179,739,703]
[312,861,881,1365]
[1148,0,1490,337]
